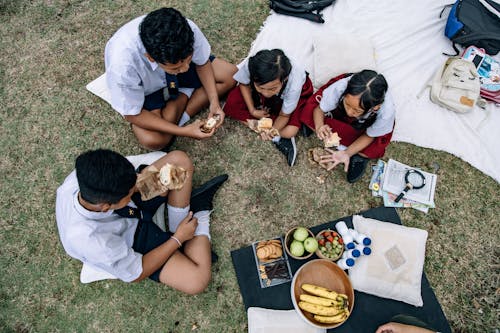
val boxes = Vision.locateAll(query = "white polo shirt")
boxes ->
[104,15,211,116]
[55,171,143,282]
[319,77,395,137]
[233,57,307,115]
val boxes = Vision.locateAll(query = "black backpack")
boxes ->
[442,0,500,55]
[269,0,336,23]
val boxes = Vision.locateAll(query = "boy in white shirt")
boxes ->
[56,149,227,293]
[105,8,237,150]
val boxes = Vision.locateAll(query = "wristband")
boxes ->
[170,236,182,248]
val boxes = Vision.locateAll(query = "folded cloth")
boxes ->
[248,307,325,333]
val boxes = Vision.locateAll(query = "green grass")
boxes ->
[0,1,499,332]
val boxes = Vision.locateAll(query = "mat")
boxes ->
[231,207,451,333]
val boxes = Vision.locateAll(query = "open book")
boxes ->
[381,159,437,207]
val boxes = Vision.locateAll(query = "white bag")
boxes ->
[428,58,481,113]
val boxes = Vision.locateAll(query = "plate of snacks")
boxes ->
[252,237,293,288]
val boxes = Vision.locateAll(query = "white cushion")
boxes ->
[247,307,326,333]
[79,152,167,283]
[86,73,112,105]
[312,33,377,89]
[349,215,428,307]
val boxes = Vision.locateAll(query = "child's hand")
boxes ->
[316,124,331,141]
[173,212,198,243]
[320,148,350,172]
[184,120,215,139]
[259,130,275,141]
[208,103,225,128]
[250,107,270,119]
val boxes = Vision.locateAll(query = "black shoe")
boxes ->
[274,137,297,166]
[160,136,177,152]
[300,124,314,138]
[190,174,229,213]
[347,154,369,183]
[211,250,219,263]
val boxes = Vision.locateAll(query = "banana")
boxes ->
[301,283,339,300]
[298,301,344,316]
[299,294,342,307]
[313,311,347,324]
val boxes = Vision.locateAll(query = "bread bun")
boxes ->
[200,114,221,133]
[257,117,273,131]
[324,132,341,148]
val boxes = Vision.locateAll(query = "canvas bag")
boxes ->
[428,58,481,113]
[443,0,500,55]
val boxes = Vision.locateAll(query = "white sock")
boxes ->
[193,210,211,241]
[272,136,281,143]
[167,204,190,233]
[178,112,191,127]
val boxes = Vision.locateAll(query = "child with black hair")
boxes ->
[105,8,237,151]
[300,70,395,182]
[223,49,313,166]
[55,149,228,294]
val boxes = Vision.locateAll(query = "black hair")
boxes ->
[139,7,194,65]
[344,70,388,113]
[248,49,291,85]
[75,149,137,205]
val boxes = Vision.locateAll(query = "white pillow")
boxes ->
[349,215,428,307]
[247,307,325,333]
[312,33,377,89]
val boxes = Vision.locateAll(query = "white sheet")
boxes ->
[249,0,500,182]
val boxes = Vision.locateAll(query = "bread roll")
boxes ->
[324,132,341,148]
[200,114,221,133]
[257,117,273,131]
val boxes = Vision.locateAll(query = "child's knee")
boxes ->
[166,150,194,172]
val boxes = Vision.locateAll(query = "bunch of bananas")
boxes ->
[298,283,350,324]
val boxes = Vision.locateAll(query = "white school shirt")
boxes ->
[104,16,211,116]
[55,171,143,282]
[319,77,396,137]
[233,57,307,115]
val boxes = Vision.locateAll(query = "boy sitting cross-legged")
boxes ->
[56,149,227,294]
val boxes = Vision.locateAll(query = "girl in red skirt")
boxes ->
[300,70,395,182]
[223,49,313,166]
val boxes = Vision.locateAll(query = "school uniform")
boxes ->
[56,171,171,282]
[223,58,313,127]
[300,74,395,159]
[105,16,213,116]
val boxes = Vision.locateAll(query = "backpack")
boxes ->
[269,0,336,23]
[426,58,481,113]
[442,0,500,55]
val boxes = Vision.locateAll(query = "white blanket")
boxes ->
[249,0,500,182]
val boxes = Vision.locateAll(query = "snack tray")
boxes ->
[252,236,293,289]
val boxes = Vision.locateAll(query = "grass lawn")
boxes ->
[0,1,498,332]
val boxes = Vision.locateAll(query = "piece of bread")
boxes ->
[159,163,187,190]
[257,117,273,131]
[324,132,341,148]
[200,114,221,133]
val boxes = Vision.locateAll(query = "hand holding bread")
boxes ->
[136,163,187,201]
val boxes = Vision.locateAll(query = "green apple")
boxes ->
[290,240,305,257]
[303,237,318,253]
[293,227,309,242]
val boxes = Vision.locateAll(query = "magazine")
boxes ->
[381,159,437,206]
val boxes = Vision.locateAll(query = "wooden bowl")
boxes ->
[284,227,315,260]
[315,229,344,262]
[291,259,354,329]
